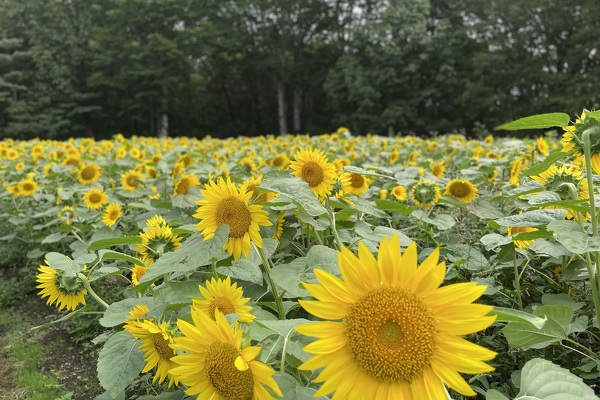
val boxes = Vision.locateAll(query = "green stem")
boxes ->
[211,261,219,279]
[581,128,600,329]
[563,338,600,363]
[254,243,285,320]
[325,197,342,250]
[513,248,523,310]
[76,273,109,309]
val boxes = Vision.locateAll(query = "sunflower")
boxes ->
[121,170,145,191]
[411,179,441,208]
[509,157,527,187]
[131,265,150,285]
[444,179,478,204]
[431,161,446,179]
[194,177,272,259]
[536,137,549,156]
[561,111,600,173]
[36,262,87,311]
[295,235,496,398]
[391,185,407,201]
[135,222,182,265]
[124,319,178,387]
[170,309,282,400]
[290,149,337,199]
[101,202,122,227]
[123,304,151,331]
[17,178,38,196]
[240,176,278,203]
[77,163,102,185]
[82,188,108,210]
[531,164,588,219]
[340,172,369,197]
[270,153,290,170]
[273,212,285,244]
[174,173,200,196]
[193,276,255,322]
[508,226,538,250]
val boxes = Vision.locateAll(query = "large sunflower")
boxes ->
[101,202,122,227]
[124,319,179,387]
[411,179,441,208]
[170,309,282,400]
[194,177,272,259]
[82,188,108,210]
[77,163,102,185]
[290,149,337,199]
[444,179,478,204]
[340,172,369,197]
[193,276,255,323]
[36,262,87,311]
[296,235,496,399]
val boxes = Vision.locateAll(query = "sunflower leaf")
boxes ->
[494,209,567,227]
[522,150,570,177]
[514,358,598,399]
[87,235,142,251]
[260,171,327,217]
[97,331,145,398]
[547,220,600,254]
[495,113,571,131]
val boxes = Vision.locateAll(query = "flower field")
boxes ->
[1,111,600,399]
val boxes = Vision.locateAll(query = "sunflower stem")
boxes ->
[513,249,523,310]
[325,197,343,251]
[254,244,285,320]
[581,128,600,329]
[211,261,219,279]
[76,273,109,309]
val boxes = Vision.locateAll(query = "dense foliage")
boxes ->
[1,0,599,138]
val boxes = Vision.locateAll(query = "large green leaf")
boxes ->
[260,171,327,217]
[495,113,570,130]
[547,220,600,254]
[501,305,573,349]
[97,331,144,398]
[491,307,547,329]
[514,358,598,399]
[495,209,567,227]
[88,236,142,251]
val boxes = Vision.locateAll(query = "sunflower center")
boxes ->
[176,180,190,195]
[23,183,34,191]
[301,161,324,187]
[204,342,254,400]
[216,197,252,239]
[152,333,174,359]
[109,209,120,219]
[449,182,470,198]
[89,193,102,204]
[346,287,437,383]
[350,174,365,188]
[208,297,236,319]
[81,166,96,180]
[273,156,285,167]
[127,175,139,187]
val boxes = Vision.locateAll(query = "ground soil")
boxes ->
[0,293,104,400]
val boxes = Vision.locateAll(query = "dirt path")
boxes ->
[0,293,103,399]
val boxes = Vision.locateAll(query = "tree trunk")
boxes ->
[157,84,168,138]
[277,78,287,135]
[292,85,302,133]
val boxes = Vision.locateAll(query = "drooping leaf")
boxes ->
[260,171,327,217]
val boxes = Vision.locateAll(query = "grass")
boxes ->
[0,305,72,400]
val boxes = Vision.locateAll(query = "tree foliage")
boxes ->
[0,0,598,138]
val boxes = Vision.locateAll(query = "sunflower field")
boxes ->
[1,110,600,400]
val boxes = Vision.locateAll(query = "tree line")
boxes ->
[0,0,598,139]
